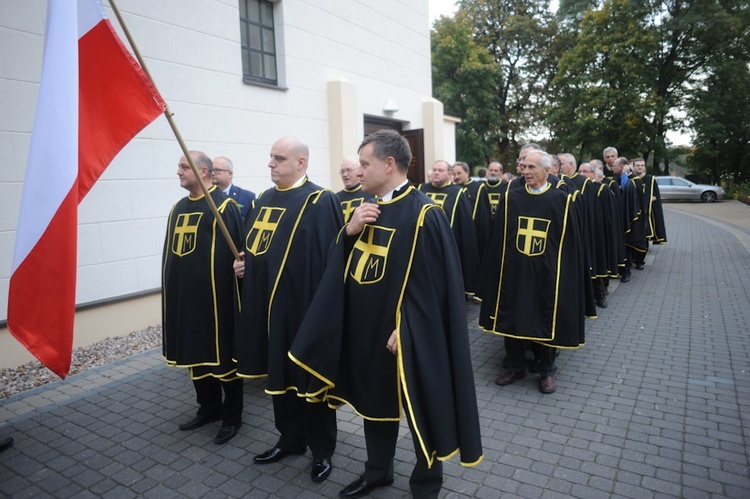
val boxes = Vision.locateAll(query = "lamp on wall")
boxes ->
[382,99,399,114]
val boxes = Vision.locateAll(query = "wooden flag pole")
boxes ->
[107,0,241,260]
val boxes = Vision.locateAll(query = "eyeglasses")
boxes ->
[212,168,231,174]
[339,168,359,176]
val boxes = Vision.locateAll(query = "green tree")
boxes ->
[431,12,503,166]
[459,0,561,166]
[549,0,656,161]
[686,59,750,185]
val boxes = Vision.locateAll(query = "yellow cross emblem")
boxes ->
[172,213,202,257]
[426,192,448,208]
[350,225,395,284]
[516,216,550,256]
[488,193,502,214]
[246,207,285,256]
[341,198,364,223]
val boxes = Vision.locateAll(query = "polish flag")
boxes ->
[8,0,165,378]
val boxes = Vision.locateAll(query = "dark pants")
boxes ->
[272,391,337,459]
[632,245,647,266]
[504,337,558,378]
[193,377,243,427]
[362,417,443,498]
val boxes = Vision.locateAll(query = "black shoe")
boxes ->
[620,274,630,283]
[311,457,332,482]
[339,476,394,498]
[214,425,240,445]
[179,414,221,431]
[0,436,13,454]
[254,446,306,464]
[634,263,644,270]
[596,295,608,308]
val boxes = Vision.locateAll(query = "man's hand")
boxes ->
[386,329,398,356]
[346,201,380,236]
[233,251,246,278]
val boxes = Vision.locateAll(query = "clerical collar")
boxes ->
[277,175,307,191]
[223,184,232,195]
[379,179,410,202]
[527,182,550,193]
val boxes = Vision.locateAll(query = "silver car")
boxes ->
[655,176,726,203]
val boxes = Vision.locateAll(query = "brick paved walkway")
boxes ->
[1,201,749,498]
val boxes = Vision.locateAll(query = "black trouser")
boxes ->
[193,377,243,427]
[631,245,647,266]
[504,337,558,378]
[272,391,337,459]
[363,417,443,498]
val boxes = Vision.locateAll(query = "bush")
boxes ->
[726,182,750,205]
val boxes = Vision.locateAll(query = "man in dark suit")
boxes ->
[212,156,256,219]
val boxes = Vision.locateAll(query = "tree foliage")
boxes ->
[431,0,750,179]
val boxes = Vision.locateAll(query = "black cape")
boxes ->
[639,174,667,244]
[621,174,648,255]
[336,183,374,224]
[162,186,243,380]
[235,178,343,393]
[484,180,508,215]
[418,182,480,295]
[290,186,483,469]
[463,180,492,260]
[478,184,587,348]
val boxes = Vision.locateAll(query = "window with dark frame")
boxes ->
[239,0,278,86]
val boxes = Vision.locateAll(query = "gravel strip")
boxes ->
[1,324,161,399]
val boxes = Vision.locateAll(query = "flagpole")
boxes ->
[107,0,241,260]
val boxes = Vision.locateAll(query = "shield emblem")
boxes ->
[341,198,364,223]
[426,192,448,208]
[246,207,286,256]
[488,193,502,214]
[172,213,203,257]
[516,216,550,257]
[349,225,396,284]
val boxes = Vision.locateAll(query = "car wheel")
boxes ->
[701,191,717,203]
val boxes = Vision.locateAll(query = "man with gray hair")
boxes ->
[212,156,255,219]
[479,150,588,394]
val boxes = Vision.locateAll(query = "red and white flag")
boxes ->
[8,0,165,378]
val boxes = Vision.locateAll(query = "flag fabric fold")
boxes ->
[8,0,165,378]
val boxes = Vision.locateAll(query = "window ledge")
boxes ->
[242,78,288,91]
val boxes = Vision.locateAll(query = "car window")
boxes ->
[656,178,670,186]
[672,178,689,187]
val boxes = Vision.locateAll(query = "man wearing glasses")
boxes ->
[336,157,373,223]
[212,156,256,220]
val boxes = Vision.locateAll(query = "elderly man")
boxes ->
[162,151,244,444]
[212,156,255,219]
[479,150,588,394]
[484,161,506,214]
[603,146,618,176]
[291,129,483,499]
[420,160,480,296]
[336,157,373,223]
[234,137,342,482]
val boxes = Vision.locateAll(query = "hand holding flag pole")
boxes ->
[107,0,241,260]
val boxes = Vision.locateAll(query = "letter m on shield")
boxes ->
[350,225,395,284]
[247,207,286,256]
[172,213,203,257]
[516,216,550,257]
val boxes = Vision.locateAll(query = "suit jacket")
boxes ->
[228,184,256,219]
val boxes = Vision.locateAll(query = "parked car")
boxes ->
[655,176,726,203]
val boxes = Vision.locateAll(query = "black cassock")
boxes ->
[162,186,243,379]
[336,183,373,224]
[418,182,480,296]
[478,184,587,349]
[235,178,342,393]
[291,186,483,469]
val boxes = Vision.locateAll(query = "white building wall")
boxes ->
[0,0,437,365]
